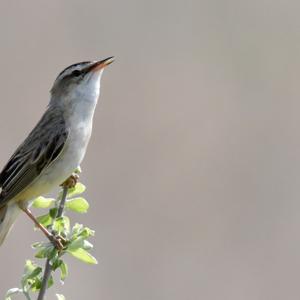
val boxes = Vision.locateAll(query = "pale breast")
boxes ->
[43,121,92,184]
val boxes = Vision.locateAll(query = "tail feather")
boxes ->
[0,203,20,246]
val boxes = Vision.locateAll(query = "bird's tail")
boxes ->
[0,203,20,246]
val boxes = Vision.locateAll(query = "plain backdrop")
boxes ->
[1,1,300,299]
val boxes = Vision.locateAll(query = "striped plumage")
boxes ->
[0,57,113,245]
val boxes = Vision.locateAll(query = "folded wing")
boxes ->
[0,107,69,206]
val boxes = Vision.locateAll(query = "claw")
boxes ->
[61,173,79,188]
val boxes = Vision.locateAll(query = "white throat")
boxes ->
[51,69,104,126]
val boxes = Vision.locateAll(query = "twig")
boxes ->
[57,186,68,217]
[37,186,68,300]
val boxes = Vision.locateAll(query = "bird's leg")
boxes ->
[19,173,80,250]
[20,206,64,251]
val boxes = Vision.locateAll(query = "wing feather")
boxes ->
[0,107,69,206]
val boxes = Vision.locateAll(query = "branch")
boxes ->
[5,173,97,300]
[37,185,68,300]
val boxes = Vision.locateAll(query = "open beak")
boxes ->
[88,57,114,73]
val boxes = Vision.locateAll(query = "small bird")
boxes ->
[0,57,114,246]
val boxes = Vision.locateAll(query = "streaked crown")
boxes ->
[55,61,93,82]
[50,57,114,97]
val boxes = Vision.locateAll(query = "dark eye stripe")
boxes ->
[72,70,81,77]
[56,61,91,79]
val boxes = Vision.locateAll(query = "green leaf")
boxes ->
[79,227,95,238]
[48,275,54,288]
[59,261,68,282]
[48,248,59,262]
[67,247,98,264]
[58,182,86,200]
[24,260,36,275]
[68,237,93,251]
[32,242,44,249]
[30,277,42,292]
[56,294,66,300]
[71,223,83,236]
[66,197,89,213]
[22,261,43,293]
[53,216,70,235]
[36,214,52,228]
[49,207,58,219]
[35,247,49,259]
[68,236,85,251]
[51,259,63,271]
[26,267,42,280]
[66,183,86,198]
[32,196,55,208]
[34,242,55,259]
[70,224,95,243]
[5,288,22,300]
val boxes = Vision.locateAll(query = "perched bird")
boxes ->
[0,57,114,246]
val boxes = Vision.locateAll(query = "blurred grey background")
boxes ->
[0,0,300,299]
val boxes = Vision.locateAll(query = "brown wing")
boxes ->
[0,107,69,206]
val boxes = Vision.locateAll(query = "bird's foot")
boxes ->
[61,173,79,189]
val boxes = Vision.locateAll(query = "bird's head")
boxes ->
[50,57,114,105]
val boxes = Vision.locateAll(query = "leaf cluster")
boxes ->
[5,182,96,300]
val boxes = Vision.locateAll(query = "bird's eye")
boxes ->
[72,70,81,77]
